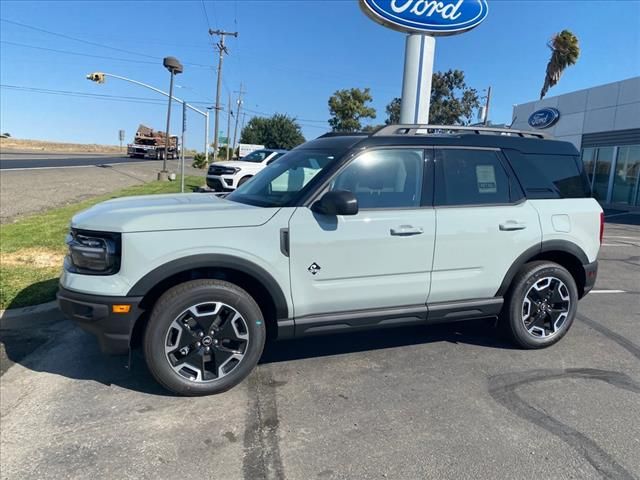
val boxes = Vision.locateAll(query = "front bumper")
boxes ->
[582,260,598,297]
[206,175,235,191]
[57,286,144,355]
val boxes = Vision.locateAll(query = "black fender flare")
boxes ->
[127,254,289,320]
[496,240,589,297]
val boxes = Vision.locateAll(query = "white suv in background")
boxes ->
[206,149,287,191]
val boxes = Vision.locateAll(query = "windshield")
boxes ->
[226,149,339,207]
[241,150,272,163]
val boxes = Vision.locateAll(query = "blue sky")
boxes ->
[1,0,639,149]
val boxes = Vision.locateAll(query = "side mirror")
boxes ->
[312,190,358,216]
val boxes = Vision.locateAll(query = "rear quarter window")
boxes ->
[503,150,591,199]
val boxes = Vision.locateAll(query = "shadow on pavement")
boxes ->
[260,319,515,365]
[1,308,513,396]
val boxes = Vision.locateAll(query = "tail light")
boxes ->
[599,212,604,245]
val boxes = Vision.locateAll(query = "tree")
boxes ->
[239,114,305,150]
[328,88,376,132]
[385,97,401,125]
[384,70,479,125]
[429,70,480,125]
[540,30,580,99]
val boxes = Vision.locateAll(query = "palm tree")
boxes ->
[540,30,580,99]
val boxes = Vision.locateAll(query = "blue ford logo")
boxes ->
[359,0,489,35]
[528,108,560,129]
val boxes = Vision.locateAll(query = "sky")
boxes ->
[1,0,639,150]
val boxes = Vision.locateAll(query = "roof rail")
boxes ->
[317,132,370,139]
[372,124,550,139]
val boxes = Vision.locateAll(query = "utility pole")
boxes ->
[226,94,232,161]
[483,86,492,126]
[209,29,238,164]
[232,82,246,156]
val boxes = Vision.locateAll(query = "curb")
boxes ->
[0,301,58,321]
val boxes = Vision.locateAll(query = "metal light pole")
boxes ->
[160,57,183,180]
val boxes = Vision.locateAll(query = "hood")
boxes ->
[213,160,264,170]
[71,193,277,233]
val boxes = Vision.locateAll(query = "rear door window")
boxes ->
[434,149,513,206]
[503,150,591,198]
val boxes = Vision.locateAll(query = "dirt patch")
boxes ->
[1,249,66,268]
[0,137,122,154]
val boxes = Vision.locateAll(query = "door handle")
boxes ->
[390,225,424,236]
[499,221,527,231]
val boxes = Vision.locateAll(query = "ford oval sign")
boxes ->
[359,0,489,36]
[528,108,560,129]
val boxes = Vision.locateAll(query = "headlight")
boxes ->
[232,167,242,173]
[65,229,121,275]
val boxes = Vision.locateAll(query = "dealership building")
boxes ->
[512,76,640,207]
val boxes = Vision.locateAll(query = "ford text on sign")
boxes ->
[359,0,489,35]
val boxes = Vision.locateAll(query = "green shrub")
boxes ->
[191,152,208,169]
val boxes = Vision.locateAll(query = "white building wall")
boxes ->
[512,77,640,149]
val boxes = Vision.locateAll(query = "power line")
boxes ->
[201,0,212,31]
[0,18,214,69]
[1,40,159,65]
[0,18,155,59]
[1,84,327,130]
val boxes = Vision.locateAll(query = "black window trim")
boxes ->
[302,146,434,211]
[433,146,525,208]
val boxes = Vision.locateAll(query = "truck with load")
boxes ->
[127,124,179,160]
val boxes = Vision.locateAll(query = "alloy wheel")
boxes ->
[164,302,249,382]
[521,276,571,339]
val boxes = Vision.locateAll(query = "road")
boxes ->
[0,150,186,170]
[1,214,639,480]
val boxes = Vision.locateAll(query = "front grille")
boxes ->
[208,165,235,175]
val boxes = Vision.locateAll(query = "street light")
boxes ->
[86,71,210,171]
[159,56,183,180]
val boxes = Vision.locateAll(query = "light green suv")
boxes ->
[58,125,602,396]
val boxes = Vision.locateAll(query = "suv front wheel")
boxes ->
[144,279,266,396]
[502,261,578,349]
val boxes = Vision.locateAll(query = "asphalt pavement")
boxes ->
[0,150,166,170]
[0,214,639,480]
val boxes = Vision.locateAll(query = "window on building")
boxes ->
[611,145,640,206]
[329,149,424,209]
[592,147,615,202]
[434,149,511,206]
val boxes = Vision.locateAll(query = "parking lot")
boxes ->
[0,213,638,480]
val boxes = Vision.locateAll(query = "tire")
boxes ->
[144,279,266,396]
[238,175,252,187]
[501,261,578,349]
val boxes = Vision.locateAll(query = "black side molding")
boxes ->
[293,298,504,337]
[496,240,590,297]
[127,254,290,320]
[428,297,503,322]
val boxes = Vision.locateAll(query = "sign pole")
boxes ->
[400,34,435,124]
[181,101,186,193]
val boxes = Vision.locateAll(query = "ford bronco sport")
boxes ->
[58,125,602,396]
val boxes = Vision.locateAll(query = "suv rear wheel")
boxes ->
[502,261,578,349]
[144,279,266,396]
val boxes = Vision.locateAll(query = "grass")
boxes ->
[0,175,204,310]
